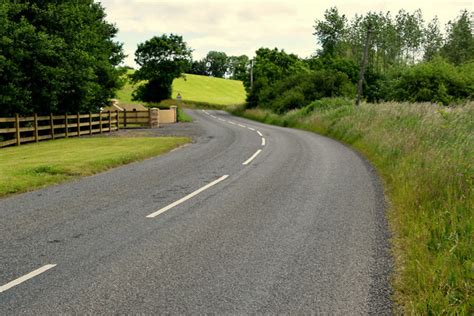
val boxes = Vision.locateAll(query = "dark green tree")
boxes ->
[227,55,249,81]
[131,34,192,102]
[189,59,208,76]
[205,51,228,78]
[441,10,474,65]
[0,0,124,116]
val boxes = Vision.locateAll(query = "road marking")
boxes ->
[210,115,217,118]
[257,131,263,137]
[248,127,255,131]
[238,124,246,128]
[218,118,225,122]
[202,110,209,115]
[228,121,236,125]
[261,138,266,146]
[146,175,229,218]
[0,264,56,293]
[243,149,262,165]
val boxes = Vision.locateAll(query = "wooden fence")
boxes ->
[0,111,120,148]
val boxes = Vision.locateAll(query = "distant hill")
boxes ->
[116,72,246,107]
[172,74,246,106]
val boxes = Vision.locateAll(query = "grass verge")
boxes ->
[233,99,473,314]
[0,137,190,197]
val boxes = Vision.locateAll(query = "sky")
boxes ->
[100,0,473,67]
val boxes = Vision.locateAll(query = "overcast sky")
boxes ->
[100,0,472,67]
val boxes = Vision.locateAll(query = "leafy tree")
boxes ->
[189,59,208,76]
[131,34,192,102]
[0,0,124,116]
[227,55,249,81]
[441,10,474,65]
[423,17,444,61]
[205,51,228,78]
[313,7,348,57]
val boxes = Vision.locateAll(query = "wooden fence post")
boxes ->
[77,113,81,137]
[99,112,103,134]
[108,111,112,132]
[65,114,69,138]
[123,109,127,128]
[116,110,119,130]
[50,113,55,139]
[15,113,20,146]
[148,108,152,127]
[89,112,93,135]
[34,113,39,142]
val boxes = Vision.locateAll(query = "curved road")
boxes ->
[0,110,392,314]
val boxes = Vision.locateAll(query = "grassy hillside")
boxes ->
[115,72,246,108]
[172,74,246,106]
[233,99,473,314]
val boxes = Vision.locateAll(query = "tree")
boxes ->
[313,7,348,57]
[423,17,444,61]
[0,0,125,116]
[227,55,249,81]
[205,51,228,78]
[131,34,192,102]
[441,10,474,65]
[189,59,208,76]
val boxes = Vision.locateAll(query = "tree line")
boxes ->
[1,2,472,117]
[0,0,124,117]
[247,8,474,112]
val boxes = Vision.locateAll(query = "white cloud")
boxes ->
[100,0,472,67]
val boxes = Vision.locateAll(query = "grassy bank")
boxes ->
[0,137,189,197]
[233,99,473,314]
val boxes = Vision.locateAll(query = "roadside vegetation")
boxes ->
[0,137,189,197]
[233,100,473,314]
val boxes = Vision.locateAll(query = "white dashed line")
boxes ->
[261,138,266,146]
[238,124,246,128]
[219,118,225,121]
[257,131,263,137]
[243,150,262,165]
[248,127,255,131]
[146,175,229,218]
[0,264,56,293]
[228,121,237,125]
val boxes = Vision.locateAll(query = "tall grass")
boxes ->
[234,99,473,314]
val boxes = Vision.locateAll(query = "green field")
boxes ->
[115,72,246,108]
[0,137,189,197]
[172,74,246,106]
[234,100,473,314]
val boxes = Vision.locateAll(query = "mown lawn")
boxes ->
[234,99,473,314]
[0,137,189,197]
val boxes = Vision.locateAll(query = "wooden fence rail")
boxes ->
[0,111,120,148]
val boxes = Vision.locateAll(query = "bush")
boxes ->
[388,58,473,105]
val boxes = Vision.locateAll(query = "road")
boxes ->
[0,110,392,314]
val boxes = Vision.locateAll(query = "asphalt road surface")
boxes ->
[0,110,392,314]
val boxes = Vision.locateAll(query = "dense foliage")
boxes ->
[0,0,124,116]
[189,51,250,80]
[131,34,192,102]
[246,8,473,110]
